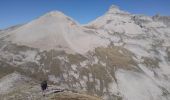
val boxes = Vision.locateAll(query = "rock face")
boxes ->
[153,14,170,27]
[0,5,170,100]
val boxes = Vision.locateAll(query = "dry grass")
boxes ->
[68,54,86,64]
[95,46,137,69]
[50,91,102,100]
[142,57,160,68]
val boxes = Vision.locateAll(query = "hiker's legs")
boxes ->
[42,90,45,96]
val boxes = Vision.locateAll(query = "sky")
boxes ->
[0,0,170,29]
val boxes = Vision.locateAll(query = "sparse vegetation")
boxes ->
[142,57,160,68]
[68,54,86,64]
[94,46,137,69]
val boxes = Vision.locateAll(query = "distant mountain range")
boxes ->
[0,5,170,100]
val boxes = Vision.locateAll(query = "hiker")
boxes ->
[41,80,48,96]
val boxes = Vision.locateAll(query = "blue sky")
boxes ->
[0,0,170,29]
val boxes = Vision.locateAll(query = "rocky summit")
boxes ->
[0,5,170,100]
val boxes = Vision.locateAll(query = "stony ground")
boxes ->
[49,92,101,100]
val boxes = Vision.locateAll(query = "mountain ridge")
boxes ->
[3,10,109,54]
[0,5,170,100]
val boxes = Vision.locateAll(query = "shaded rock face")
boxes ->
[0,5,170,100]
[153,14,170,27]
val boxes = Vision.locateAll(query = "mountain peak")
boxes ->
[34,10,77,25]
[109,5,120,10]
[107,5,129,14]
[42,10,67,18]
[46,11,64,15]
